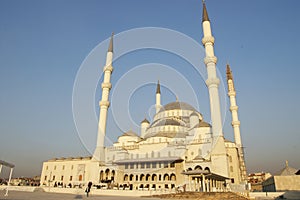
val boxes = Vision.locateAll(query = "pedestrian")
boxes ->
[85,181,92,197]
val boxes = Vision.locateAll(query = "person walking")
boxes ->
[85,181,92,197]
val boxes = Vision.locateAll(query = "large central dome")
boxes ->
[159,101,197,113]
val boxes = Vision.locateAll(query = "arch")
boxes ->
[129,174,134,181]
[100,170,104,181]
[152,174,157,181]
[146,174,151,181]
[111,170,115,180]
[195,165,202,170]
[170,173,176,181]
[124,174,128,181]
[163,174,169,181]
[204,167,210,172]
[105,168,110,180]
[140,174,145,181]
[187,167,193,171]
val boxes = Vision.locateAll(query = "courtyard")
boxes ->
[0,190,160,200]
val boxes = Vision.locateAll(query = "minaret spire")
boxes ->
[155,80,162,113]
[156,80,161,94]
[226,64,247,183]
[93,33,114,162]
[108,32,114,52]
[202,0,210,22]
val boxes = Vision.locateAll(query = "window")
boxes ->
[152,162,156,168]
[158,162,162,168]
[79,175,83,181]
[141,163,145,169]
[146,163,151,168]
[70,176,73,181]
[54,166,57,170]
[230,166,234,172]
[125,164,129,169]
[52,176,55,181]
[44,176,47,181]
[130,163,134,169]
[163,162,168,168]
[62,165,65,170]
[46,166,48,170]
[61,176,64,181]
[170,162,175,168]
[71,165,74,170]
[229,156,233,162]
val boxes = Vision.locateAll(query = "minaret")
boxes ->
[93,33,114,162]
[201,2,223,139]
[155,80,162,113]
[226,64,247,183]
[226,64,242,146]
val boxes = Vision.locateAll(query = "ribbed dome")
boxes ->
[159,102,196,112]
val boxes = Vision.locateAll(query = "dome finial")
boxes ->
[176,95,179,102]
[285,160,289,167]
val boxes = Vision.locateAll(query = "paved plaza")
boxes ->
[0,191,160,200]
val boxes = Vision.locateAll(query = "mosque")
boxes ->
[40,2,248,192]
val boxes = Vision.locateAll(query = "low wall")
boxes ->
[249,192,285,199]
[0,186,36,192]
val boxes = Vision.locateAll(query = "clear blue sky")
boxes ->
[0,0,299,178]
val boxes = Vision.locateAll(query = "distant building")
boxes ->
[263,161,300,192]
[248,172,272,191]
[40,2,248,192]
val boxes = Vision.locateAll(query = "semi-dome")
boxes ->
[119,130,139,137]
[159,101,197,112]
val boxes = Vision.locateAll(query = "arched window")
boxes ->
[204,167,210,173]
[79,175,83,181]
[105,169,110,180]
[229,156,233,162]
[124,174,128,181]
[187,167,192,171]
[129,174,134,181]
[146,174,151,181]
[195,165,202,170]
[140,174,145,181]
[170,174,176,181]
[100,170,104,181]
[152,174,157,181]
[163,174,169,181]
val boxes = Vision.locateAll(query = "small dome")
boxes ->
[120,130,138,137]
[198,121,211,127]
[159,102,196,112]
[190,112,199,117]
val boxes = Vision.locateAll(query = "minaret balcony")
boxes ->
[202,36,215,45]
[103,65,113,72]
[204,56,217,65]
